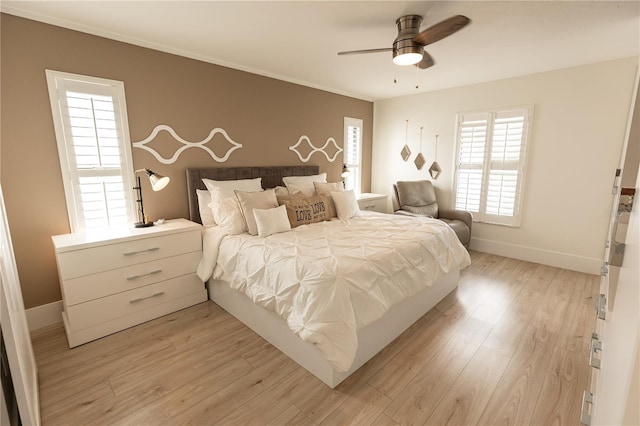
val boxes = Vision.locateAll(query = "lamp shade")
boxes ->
[341,164,352,178]
[148,172,170,191]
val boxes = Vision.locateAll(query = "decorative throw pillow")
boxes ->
[277,195,335,228]
[208,197,247,234]
[282,173,327,197]
[196,189,215,226]
[273,186,289,197]
[313,182,344,218]
[253,205,291,238]
[204,178,263,233]
[331,190,361,220]
[313,181,344,196]
[235,189,279,235]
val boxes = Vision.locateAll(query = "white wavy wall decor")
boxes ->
[132,124,242,164]
[289,135,343,163]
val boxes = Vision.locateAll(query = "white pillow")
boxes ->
[313,181,344,196]
[253,205,291,238]
[235,189,279,235]
[282,173,327,197]
[331,190,361,220]
[274,185,289,197]
[209,197,247,234]
[196,189,215,226]
[204,178,263,233]
[202,177,263,200]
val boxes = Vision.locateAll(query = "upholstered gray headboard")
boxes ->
[186,165,319,224]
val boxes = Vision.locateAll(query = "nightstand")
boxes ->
[357,193,389,213]
[52,218,207,347]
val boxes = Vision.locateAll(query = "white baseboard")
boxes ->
[470,238,601,275]
[26,300,62,331]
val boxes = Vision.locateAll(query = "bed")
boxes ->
[186,166,470,388]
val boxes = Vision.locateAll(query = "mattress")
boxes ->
[198,212,470,372]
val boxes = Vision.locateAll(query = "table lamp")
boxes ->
[133,168,170,228]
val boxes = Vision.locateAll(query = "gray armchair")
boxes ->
[393,180,472,249]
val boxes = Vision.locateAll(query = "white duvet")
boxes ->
[197,212,471,372]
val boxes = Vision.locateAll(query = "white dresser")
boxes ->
[52,218,207,347]
[356,193,388,213]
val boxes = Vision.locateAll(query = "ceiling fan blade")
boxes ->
[418,51,435,69]
[337,47,393,56]
[413,15,471,47]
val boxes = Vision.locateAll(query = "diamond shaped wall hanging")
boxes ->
[400,119,411,162]
[415,126,425,170]
[429,134,441,180]
[400,145,412,161]
[429,161,441,179]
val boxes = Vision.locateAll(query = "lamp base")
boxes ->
[134,221,155,228]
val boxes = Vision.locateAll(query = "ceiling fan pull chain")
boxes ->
[415,64,419,89]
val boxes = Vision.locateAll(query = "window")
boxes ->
[46,70,136,232]
[454,105,533,227]
[343,117,363,193]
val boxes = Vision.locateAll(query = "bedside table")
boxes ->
[357,193,389,213]
[52,218,207,347]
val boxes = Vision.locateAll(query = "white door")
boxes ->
[0,184,40,425]
[591,168,639,425]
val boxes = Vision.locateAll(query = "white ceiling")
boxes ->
[2,1,639,101]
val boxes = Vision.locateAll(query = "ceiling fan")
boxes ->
[338,14,471,69]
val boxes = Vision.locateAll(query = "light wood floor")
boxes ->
[31,251,599,425]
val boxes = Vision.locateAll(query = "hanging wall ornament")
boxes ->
[429,134,442,180]
[414,126,426,170]
[400,119,411,161]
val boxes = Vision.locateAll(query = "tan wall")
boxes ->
[0,14,373,309]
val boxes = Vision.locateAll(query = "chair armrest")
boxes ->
[394,210,433,218]
[439,209,473,231]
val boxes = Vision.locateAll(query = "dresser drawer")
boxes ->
[56,229,201,280]
[61,251,201,306]
[65,274,204,332]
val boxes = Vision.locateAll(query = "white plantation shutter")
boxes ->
[46,71,136,232]
[343,117,363,193]
[454,106,532,227]
[455,113,488,213]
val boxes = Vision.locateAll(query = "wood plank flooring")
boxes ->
[31,251,599,425]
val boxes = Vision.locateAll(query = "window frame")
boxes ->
[453,105,534,227]
[46,70,136,232]
[343,117,363,194]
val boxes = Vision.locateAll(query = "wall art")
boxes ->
[133,124,243,164]
[400,120,412,162]
[289,135,343,163]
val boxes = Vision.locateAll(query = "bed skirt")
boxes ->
[207,269,459,388]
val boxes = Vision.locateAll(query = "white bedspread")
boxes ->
[198,212,470,372]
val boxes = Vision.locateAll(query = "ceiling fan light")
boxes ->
[393,52,423,66]
[392,45,423,66]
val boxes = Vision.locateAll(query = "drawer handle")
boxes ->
[126,269,162,281]
[595,293,607,320]
[363,204,376,209]
[123,247,160,256]
[589,333,603,369]
[580,391,593,425]
[129,291,165,304]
